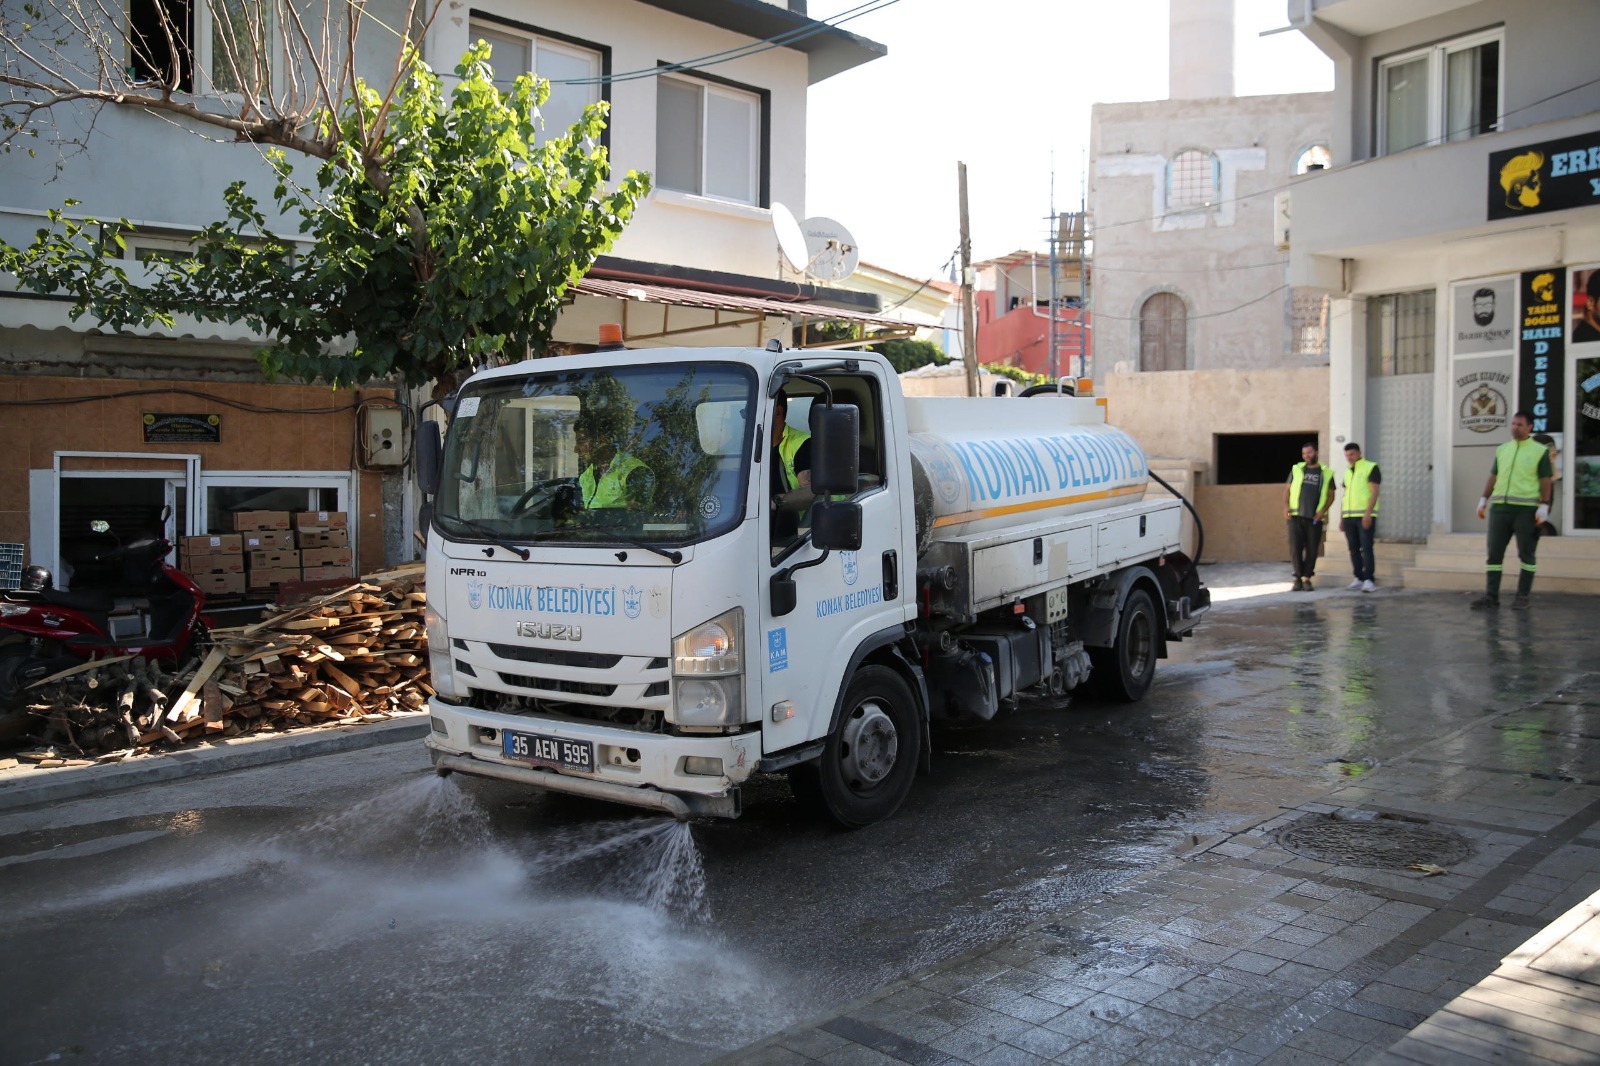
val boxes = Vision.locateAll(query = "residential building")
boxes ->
[1087,0,1335,561]
[0,0,889,590]
[972,248,1090,379]
[1289,0,1600,582]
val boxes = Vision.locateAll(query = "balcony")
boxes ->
[1307,0,1480,36]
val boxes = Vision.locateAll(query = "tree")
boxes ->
[0,0,649,394]
[806,322,949,373]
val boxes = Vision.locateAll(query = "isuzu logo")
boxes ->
[516,621,583,641]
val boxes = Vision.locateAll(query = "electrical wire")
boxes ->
[1087,284,1289,323]
[0,386,365,415]
[881,248,960,311]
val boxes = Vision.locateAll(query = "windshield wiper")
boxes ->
[437,516,531,559]
[552,521,684,563]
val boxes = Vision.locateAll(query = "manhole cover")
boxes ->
[1274,817,1474,869]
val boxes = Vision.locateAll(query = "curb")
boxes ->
[0,715,430,813]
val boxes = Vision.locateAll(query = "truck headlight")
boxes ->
[670,608,746,725]
[425,601,456,696]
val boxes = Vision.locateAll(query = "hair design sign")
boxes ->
[1488,130,1600,221]
[1519,268,1566,434]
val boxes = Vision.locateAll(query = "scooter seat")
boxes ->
[39,590,115,614]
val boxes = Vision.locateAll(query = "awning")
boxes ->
[571,276,917,347]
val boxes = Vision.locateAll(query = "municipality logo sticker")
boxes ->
[467,580,484,610]
[841,550,859,586]
[623,585,643,619]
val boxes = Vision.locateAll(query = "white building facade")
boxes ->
[1290,0,1600,542]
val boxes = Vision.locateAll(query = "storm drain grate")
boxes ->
[1274,816,1474,869]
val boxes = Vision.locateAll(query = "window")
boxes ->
[1368,290,1436,376]
[1167,149,1218,210]
[127,0,273,94]
[1291,290,1330,358]
[656,73,764,205]
[1215,434,1315,485]
[1139,292,1187,372]
[1378,29,1501,156]
[1294,145,1332,174]
[468,17,604,143]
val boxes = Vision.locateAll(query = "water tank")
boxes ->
[904,396,1149,555]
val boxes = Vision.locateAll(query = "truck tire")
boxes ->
[1089,587,1157,703]
[814,665,921,828]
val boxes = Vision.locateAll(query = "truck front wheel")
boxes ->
[811,665,921,828]
[1090,587,1158,703]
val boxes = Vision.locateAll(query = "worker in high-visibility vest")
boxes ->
[770,391,814,543]
[1340,442,1383,593]
[1472,411,1553,611]
[1284,442,1335,592]
[574,414,653,510]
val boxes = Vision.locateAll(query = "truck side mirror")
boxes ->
[811,500,862,551]
[417,420,443,496]
[809,403,859,495]
[770,573,798,617]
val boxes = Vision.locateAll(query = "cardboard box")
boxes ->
[301,564,357,581]
[192,571,247,596]
[300,546,354,568]
[294,510,349,530]
[247,566,299,590]
[295,527,350,549]
[241,530,297,552]
[182,534,242,556]
[183,554,245,575]
[233,510,292,532]
[248,549,301,571]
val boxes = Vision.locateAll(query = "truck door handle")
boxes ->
[882,550,898,600]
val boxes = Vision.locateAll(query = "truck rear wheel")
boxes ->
[1090,587,1157,703]
[814,665,921,828]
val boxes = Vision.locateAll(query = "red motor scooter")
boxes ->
[0,514,210,708]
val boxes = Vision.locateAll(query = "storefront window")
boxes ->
[203,480,345,534]
[1368,290,1435,376]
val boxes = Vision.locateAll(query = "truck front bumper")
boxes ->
[425,699,754,820]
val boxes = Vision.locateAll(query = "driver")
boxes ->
[770,391,814,539]
[575,417,653,509]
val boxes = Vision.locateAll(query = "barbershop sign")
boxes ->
[1518,269,1565,434]
[1488,129,1600,221]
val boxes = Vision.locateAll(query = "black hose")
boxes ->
[1148,469,1204,568]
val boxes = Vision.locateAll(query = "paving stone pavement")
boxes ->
[719,673,1600,1066]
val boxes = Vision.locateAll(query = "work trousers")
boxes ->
[1485,504,1539,597]
[1341,517,1376,582]
[1287,516,1323,579]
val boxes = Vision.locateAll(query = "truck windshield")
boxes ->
[435,362,755,547]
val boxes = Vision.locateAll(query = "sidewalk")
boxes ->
[721,664,1600,1064]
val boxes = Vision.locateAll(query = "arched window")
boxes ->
[1167,149,1218,210]
[1295,144,1332,174]
[1139,292,1187,372]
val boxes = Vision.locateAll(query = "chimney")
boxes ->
[1169,0,1235,100]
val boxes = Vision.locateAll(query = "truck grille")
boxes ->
[498,673,617,698]
[487,644,622,670]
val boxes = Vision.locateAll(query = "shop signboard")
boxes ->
[1452,357,1513,446]
[1451,278,1515,355]
[1487,130,1600,222]
[143,413,221,444]
[1518,269,1565,434]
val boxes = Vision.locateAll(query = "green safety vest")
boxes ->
[1490,438,1548,507]
[1342,459,1381,517]
[777,425,810,491]
[1288,462,1332,517]
[579,453,647,508]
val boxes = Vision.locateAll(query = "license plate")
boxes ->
[503,730,595,773]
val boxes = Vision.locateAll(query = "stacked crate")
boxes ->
[296,510,354,580]
[234,511,299,591]
[180,533,245,596]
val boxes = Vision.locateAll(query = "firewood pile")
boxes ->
[14,565,431,766]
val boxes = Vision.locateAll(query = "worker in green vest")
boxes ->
[770,391,814,543]
[1472,411,1553,611]
[1340,442,1383,593]
[574,412,653,510]
[1284,442,1335,592]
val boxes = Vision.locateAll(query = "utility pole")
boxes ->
[1048,167,1059,382]
[958,162,979,397]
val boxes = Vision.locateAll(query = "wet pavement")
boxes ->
[1,570,1597,1065]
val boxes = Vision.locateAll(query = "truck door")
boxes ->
[758,368,909,752]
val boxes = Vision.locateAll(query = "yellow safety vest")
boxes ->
[1342,459,1380,517]
[1491,438,1548,507]
[579,453,647,508]
[777,425,810,491]
[1288,462,1332,516]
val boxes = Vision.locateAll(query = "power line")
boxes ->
[1089,284,1289,323]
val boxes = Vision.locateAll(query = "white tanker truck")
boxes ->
[416,342,1208,827]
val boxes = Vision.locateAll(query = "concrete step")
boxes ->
[1423,532,1600,561]
[1410,549,1600,580]
[1403,567,1600,596]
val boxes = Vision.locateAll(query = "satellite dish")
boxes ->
[801,216,860,282]
[771,202,810,276]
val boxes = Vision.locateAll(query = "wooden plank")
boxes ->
[1470,973,1600,1036]
[1447,985,1600,1051]
[25,654,138,689]
[165,647,228,722]
[1429,1004,1599,1063]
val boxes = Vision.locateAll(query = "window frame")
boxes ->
[1166,148,1219,213]
[1367,289,1436,377]
[124,0,282,97]
[655,66,769,208]
[467,12,610,147]
[1375,27,1503,157]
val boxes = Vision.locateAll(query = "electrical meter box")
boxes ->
[362,407,405,467]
